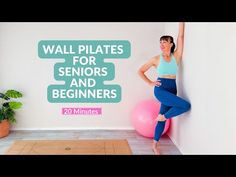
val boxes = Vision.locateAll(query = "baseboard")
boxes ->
[167,132,183,154]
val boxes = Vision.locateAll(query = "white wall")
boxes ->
[2,22,235,154]
[165,22,236,154]
[0,22,164,130]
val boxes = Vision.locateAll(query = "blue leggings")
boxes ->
[154,77,191,141]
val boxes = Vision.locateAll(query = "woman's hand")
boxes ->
[149,80,162,87]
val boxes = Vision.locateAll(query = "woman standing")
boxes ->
[138,22,191,154]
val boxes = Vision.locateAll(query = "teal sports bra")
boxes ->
[157,54,178,76]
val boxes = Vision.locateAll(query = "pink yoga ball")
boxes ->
[132,99,171,138]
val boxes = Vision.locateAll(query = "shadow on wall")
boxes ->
[174,59,192,145]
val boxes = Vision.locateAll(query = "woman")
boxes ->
[138,22,191,155]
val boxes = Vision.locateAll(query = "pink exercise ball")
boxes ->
[132,99,171,138]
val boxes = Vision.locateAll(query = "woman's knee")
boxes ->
[183,101,191,111]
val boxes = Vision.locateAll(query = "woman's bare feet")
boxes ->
[152,141,161,155]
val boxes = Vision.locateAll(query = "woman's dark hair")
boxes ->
[160,35,175,53]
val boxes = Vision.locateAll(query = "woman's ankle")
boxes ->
[158,114,167,121]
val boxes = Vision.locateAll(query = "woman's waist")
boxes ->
[156,76,176,90]
[158,75,176,79]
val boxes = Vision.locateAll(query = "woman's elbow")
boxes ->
[137,68,143,76]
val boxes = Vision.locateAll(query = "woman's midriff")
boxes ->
[158,75,176,79]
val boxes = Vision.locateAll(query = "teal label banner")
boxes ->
[38,40,131,103]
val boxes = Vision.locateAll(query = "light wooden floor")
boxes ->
[0,130,181,155]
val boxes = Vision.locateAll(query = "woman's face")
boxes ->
[160,39,172,53]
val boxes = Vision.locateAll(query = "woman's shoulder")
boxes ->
[150,55,160,67]
[152,55,160,60]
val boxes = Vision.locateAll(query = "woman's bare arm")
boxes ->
[138,57,161,87]
[174,22,185,63]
